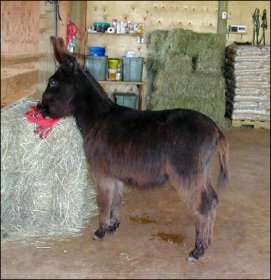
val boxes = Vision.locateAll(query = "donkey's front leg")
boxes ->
[93,177,115,240]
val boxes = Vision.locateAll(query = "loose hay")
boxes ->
[1,98,97,241]
[147,28,228,129]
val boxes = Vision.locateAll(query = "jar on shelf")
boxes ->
[116,21,121,34]
[112,19,117,33]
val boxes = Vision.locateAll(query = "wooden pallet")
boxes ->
[232,119,270,129]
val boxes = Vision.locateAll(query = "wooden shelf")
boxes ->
[87,31,142,36]
[1,67,38,107]
[85,30,145,109]
[98,80,145,110]
[227,32,248,39]
[1,52,46,62]
[227,32,248,35]
[98,81,144,85]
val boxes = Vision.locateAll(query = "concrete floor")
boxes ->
[1,127,270,279]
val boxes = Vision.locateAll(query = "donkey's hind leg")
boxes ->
[93,177,115,240]
[187,178,219,262]
[108,180,124,233]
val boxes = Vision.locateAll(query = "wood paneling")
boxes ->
[1,68,38,107]
[58,1,72,40]
[227,1,270,45]
[1,1,40,53]
[85,1,219,58]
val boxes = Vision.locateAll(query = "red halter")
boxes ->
[24,105,60,139]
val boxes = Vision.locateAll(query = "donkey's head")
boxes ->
[38,36,80,118]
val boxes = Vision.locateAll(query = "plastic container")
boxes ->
[94,22,110,32]
[108,58,120,69]
[114,93,138,109]
[89,46,106,56]
[85,56,108,81]
[108,68,117,80]
[108,58,120,80]
[122,57,144,82]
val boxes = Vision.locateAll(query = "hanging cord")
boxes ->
[47,1,62,23]
[47,1,62,69]
[260,9,267,45]
[252,8,260,45]
[252,8,268,45]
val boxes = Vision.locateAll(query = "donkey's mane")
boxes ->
[79,66,113,106]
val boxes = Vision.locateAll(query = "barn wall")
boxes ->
[1,1,40,53]
[85,1,219,58]
[37,1,55,99]
[38,1,72,97]
[227,1,270,46]
[85,1,270,61]
[1,1,270,106]
[1,1,72,105]
[85,1,220,107]
[1,1,41,106]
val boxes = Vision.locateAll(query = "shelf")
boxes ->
[87,31,143,36]
[227,32,248,35]
[98,80,145,110]
[1,52,47,67]
[98,81,144,85]
[227,32,247,40]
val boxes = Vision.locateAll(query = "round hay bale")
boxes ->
[1,98,97,241]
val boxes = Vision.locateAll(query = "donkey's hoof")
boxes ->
[92,228,106,240]
[108,221,120,234]
[186,255,198,263]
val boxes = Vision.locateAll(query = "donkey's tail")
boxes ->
[217,129,230,188]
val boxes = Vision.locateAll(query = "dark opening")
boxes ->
[192,55,198,71]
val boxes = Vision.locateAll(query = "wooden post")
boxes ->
[79,1,87,66]
[217,1,228,43]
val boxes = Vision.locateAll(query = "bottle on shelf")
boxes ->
[112,19,117,33]
[116,61,122,81]
[116,21,121,34]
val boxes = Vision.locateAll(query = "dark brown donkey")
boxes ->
[38,37,229,262]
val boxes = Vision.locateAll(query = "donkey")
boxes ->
[38,36,229,262]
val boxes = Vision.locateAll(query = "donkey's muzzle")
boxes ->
[37,101,50,117]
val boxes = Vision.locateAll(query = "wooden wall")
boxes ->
[85,1,219,58]
[1,1,40,53]
[38,1,72,97]
[1,0,72,106]
[85,1,220,108]
[1,1,41,106]
[39,0,71,95]
[84,1,270,108]
[1,1,270,107]
[227,1,270,45]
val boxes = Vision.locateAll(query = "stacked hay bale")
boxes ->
[1,98,97,241]
[225,44,270,129]
[147,28,228,129]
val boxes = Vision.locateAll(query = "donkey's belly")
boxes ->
[119,172,169,187]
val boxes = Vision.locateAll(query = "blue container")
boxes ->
[89,46,106,56]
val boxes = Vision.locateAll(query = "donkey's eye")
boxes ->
[50,79,58,87]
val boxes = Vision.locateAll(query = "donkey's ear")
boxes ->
[50,36,77,69]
